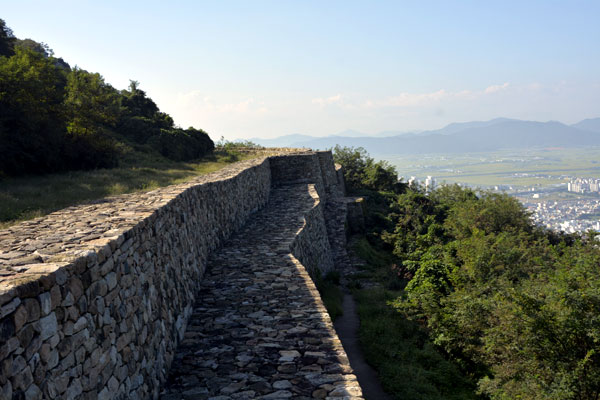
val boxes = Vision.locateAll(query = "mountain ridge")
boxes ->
[251,117,600,154]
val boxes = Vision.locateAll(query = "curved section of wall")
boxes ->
[290,185,335,277]
[0,158,272,400]
[0,150,348,400]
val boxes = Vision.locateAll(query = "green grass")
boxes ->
[351,237,405,290]
[0,149,257,229]
[349,235,480,399]
[315,270,344,321]
[354,288,479,400]
[353,236,391,270]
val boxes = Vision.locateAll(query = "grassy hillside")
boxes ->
[0,149,256,229]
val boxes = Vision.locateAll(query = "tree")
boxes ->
[386,182,600,399]
[64,68,120,136]
[0,17,214,175]
[15,38,53,57]
[63,68,121,169]
[0,19,15,57]
[0,47,67,174]
[121,80,159,119]
[444,192,532,240]
[116,80,175,143]
[332,145,404,193]
[479,240,600,399]
[149,127,214,161]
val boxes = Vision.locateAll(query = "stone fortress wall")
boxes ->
[0,150,351,399]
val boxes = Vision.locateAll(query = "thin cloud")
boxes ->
[176,91,268,115]
[484,82,510,94]
[310,84,513,112]
[355,83,512,110]
[312,94,343,106]
[371,89,448,108]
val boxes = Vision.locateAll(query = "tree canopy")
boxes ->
[0,19,15,57]
[331,147,600,399]
[0,19,213,177]
[332,145,405,193]
[384,183,600,399]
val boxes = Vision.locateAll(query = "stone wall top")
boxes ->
[0,149,347,399]
[0,153,276,399]
[214,147,312,154]
[0,148,343,298]
[0,156,270,298]
[1,158,258,260]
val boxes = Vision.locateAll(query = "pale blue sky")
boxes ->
[3,1,600,139]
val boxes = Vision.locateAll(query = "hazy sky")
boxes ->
[3,1,600,140]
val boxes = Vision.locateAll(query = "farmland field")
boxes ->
[377,146,600,189]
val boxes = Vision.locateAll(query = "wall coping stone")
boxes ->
[0,149,354,399]
[0,156,278,301]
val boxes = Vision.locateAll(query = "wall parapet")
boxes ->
[0,150,349,399]
[290,185,335,277]
[0,157,273,399]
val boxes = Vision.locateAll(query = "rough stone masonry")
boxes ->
[0,150,363,399]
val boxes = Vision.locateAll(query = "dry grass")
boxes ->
[0,150,257,229]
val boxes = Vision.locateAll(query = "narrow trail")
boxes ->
[334,293,393,400]
[323,201,393,400]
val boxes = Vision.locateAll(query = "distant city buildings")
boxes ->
[400,174,600,233]
[503,176,600,234]
[523,198,600,233]
[403,175,435,191]
[568,178,600,193]
[424,176,436,191]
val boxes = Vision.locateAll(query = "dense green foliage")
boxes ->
[333,147,600,399]
[332,145,405,194]
[350,236,480,399]
[355,288,479,400]
[0,19,15,57]
[385,184,600,399]
[216,137,264,149]
[314,270,344,321]
[0,19,213,176]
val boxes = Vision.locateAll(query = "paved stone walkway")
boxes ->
[160,185,363,399]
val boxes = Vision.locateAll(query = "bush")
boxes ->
[116,116,161,144]
[150,128,214,161]
[64,131,119,170]
[388,184,600,399]
[215,137,263,149]
[332,145,405,193]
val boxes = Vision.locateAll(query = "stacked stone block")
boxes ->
[290,186,334,278]
[0,158,273,399]
[316,152,345,199]
[0,150,358,399]
[161,184,362,399]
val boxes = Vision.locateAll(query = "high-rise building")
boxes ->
[425,176,435,191]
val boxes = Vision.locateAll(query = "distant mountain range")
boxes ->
[251,117,600,155]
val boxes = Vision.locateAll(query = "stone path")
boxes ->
[334,294,392,400]
[160,185,363,399]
